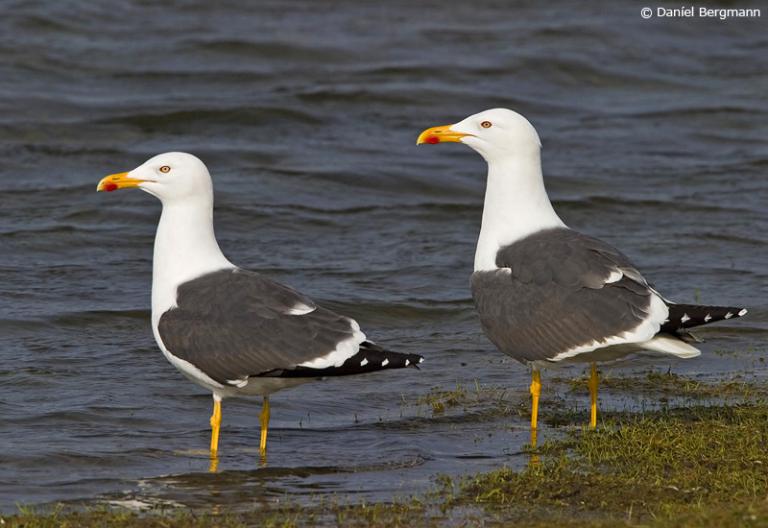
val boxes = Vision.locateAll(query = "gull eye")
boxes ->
[159,166,171,173]
[481,121,492,129]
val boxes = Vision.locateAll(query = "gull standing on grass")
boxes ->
[417,108,747,438]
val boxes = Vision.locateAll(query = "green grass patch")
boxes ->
[2,501,438,528]
[408,382,514,416]
[554,370,765,401]
[454,404,768,525]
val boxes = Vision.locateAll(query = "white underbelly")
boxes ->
[158,344,315,398]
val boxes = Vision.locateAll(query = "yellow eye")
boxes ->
[159,166,171,173]
[481,121,492,129]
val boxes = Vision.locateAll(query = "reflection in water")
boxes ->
[127,457,431,510]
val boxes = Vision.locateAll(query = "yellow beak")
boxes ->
[96,172,144,192]
[416,125,470,145]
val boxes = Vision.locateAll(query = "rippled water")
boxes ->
[1,0,766,513]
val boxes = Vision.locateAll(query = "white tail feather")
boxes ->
[640,336,701,359]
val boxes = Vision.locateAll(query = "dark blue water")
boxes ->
[0,0,766,512]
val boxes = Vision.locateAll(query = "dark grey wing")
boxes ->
[471,228,667,363]
[158,269,365,385]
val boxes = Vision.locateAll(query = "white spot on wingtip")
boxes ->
[360,358,368,367]
[419,357,424,363]
[680,313,690,323]
[738,308,748,316]
[725,312,733,319]
[381,359,389,366]
[605,269,623,284]
[704,314,712,322]
[405,359,410,366]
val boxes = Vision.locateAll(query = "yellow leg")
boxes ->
[588,363,599,429]
[259,396,270,457]
[210,397,222,459]
[530,369,541,430]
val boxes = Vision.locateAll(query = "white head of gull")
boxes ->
[419,109,565,272]
[418,108,747,441]
[97,152,423,466]
[100,153,234,328]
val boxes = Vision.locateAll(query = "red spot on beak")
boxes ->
[425,136,440,144]
[104,182,118,192]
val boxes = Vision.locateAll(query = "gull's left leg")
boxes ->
[588,362,599,429]
[528,368,542,461]
[259,396,270,457]
[530,367,541,431]
[210,394,222,458]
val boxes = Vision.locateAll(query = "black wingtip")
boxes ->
[265,343,424,378]
[408,356,425,370]
[662,303,748,333]
[360,341,423,370]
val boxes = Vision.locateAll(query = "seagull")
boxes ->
[97,152,423,463]
[417,108,747,434]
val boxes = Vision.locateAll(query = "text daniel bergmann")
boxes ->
[656,6,760,20]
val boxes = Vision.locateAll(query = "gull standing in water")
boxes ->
[97,152,423,465]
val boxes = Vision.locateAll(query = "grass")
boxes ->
[7,375,768,527]
[408,381,514,416]
[411,383,469,414]
[554,369,765,401]
[455,404,768,525]
[3,501,437,528]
